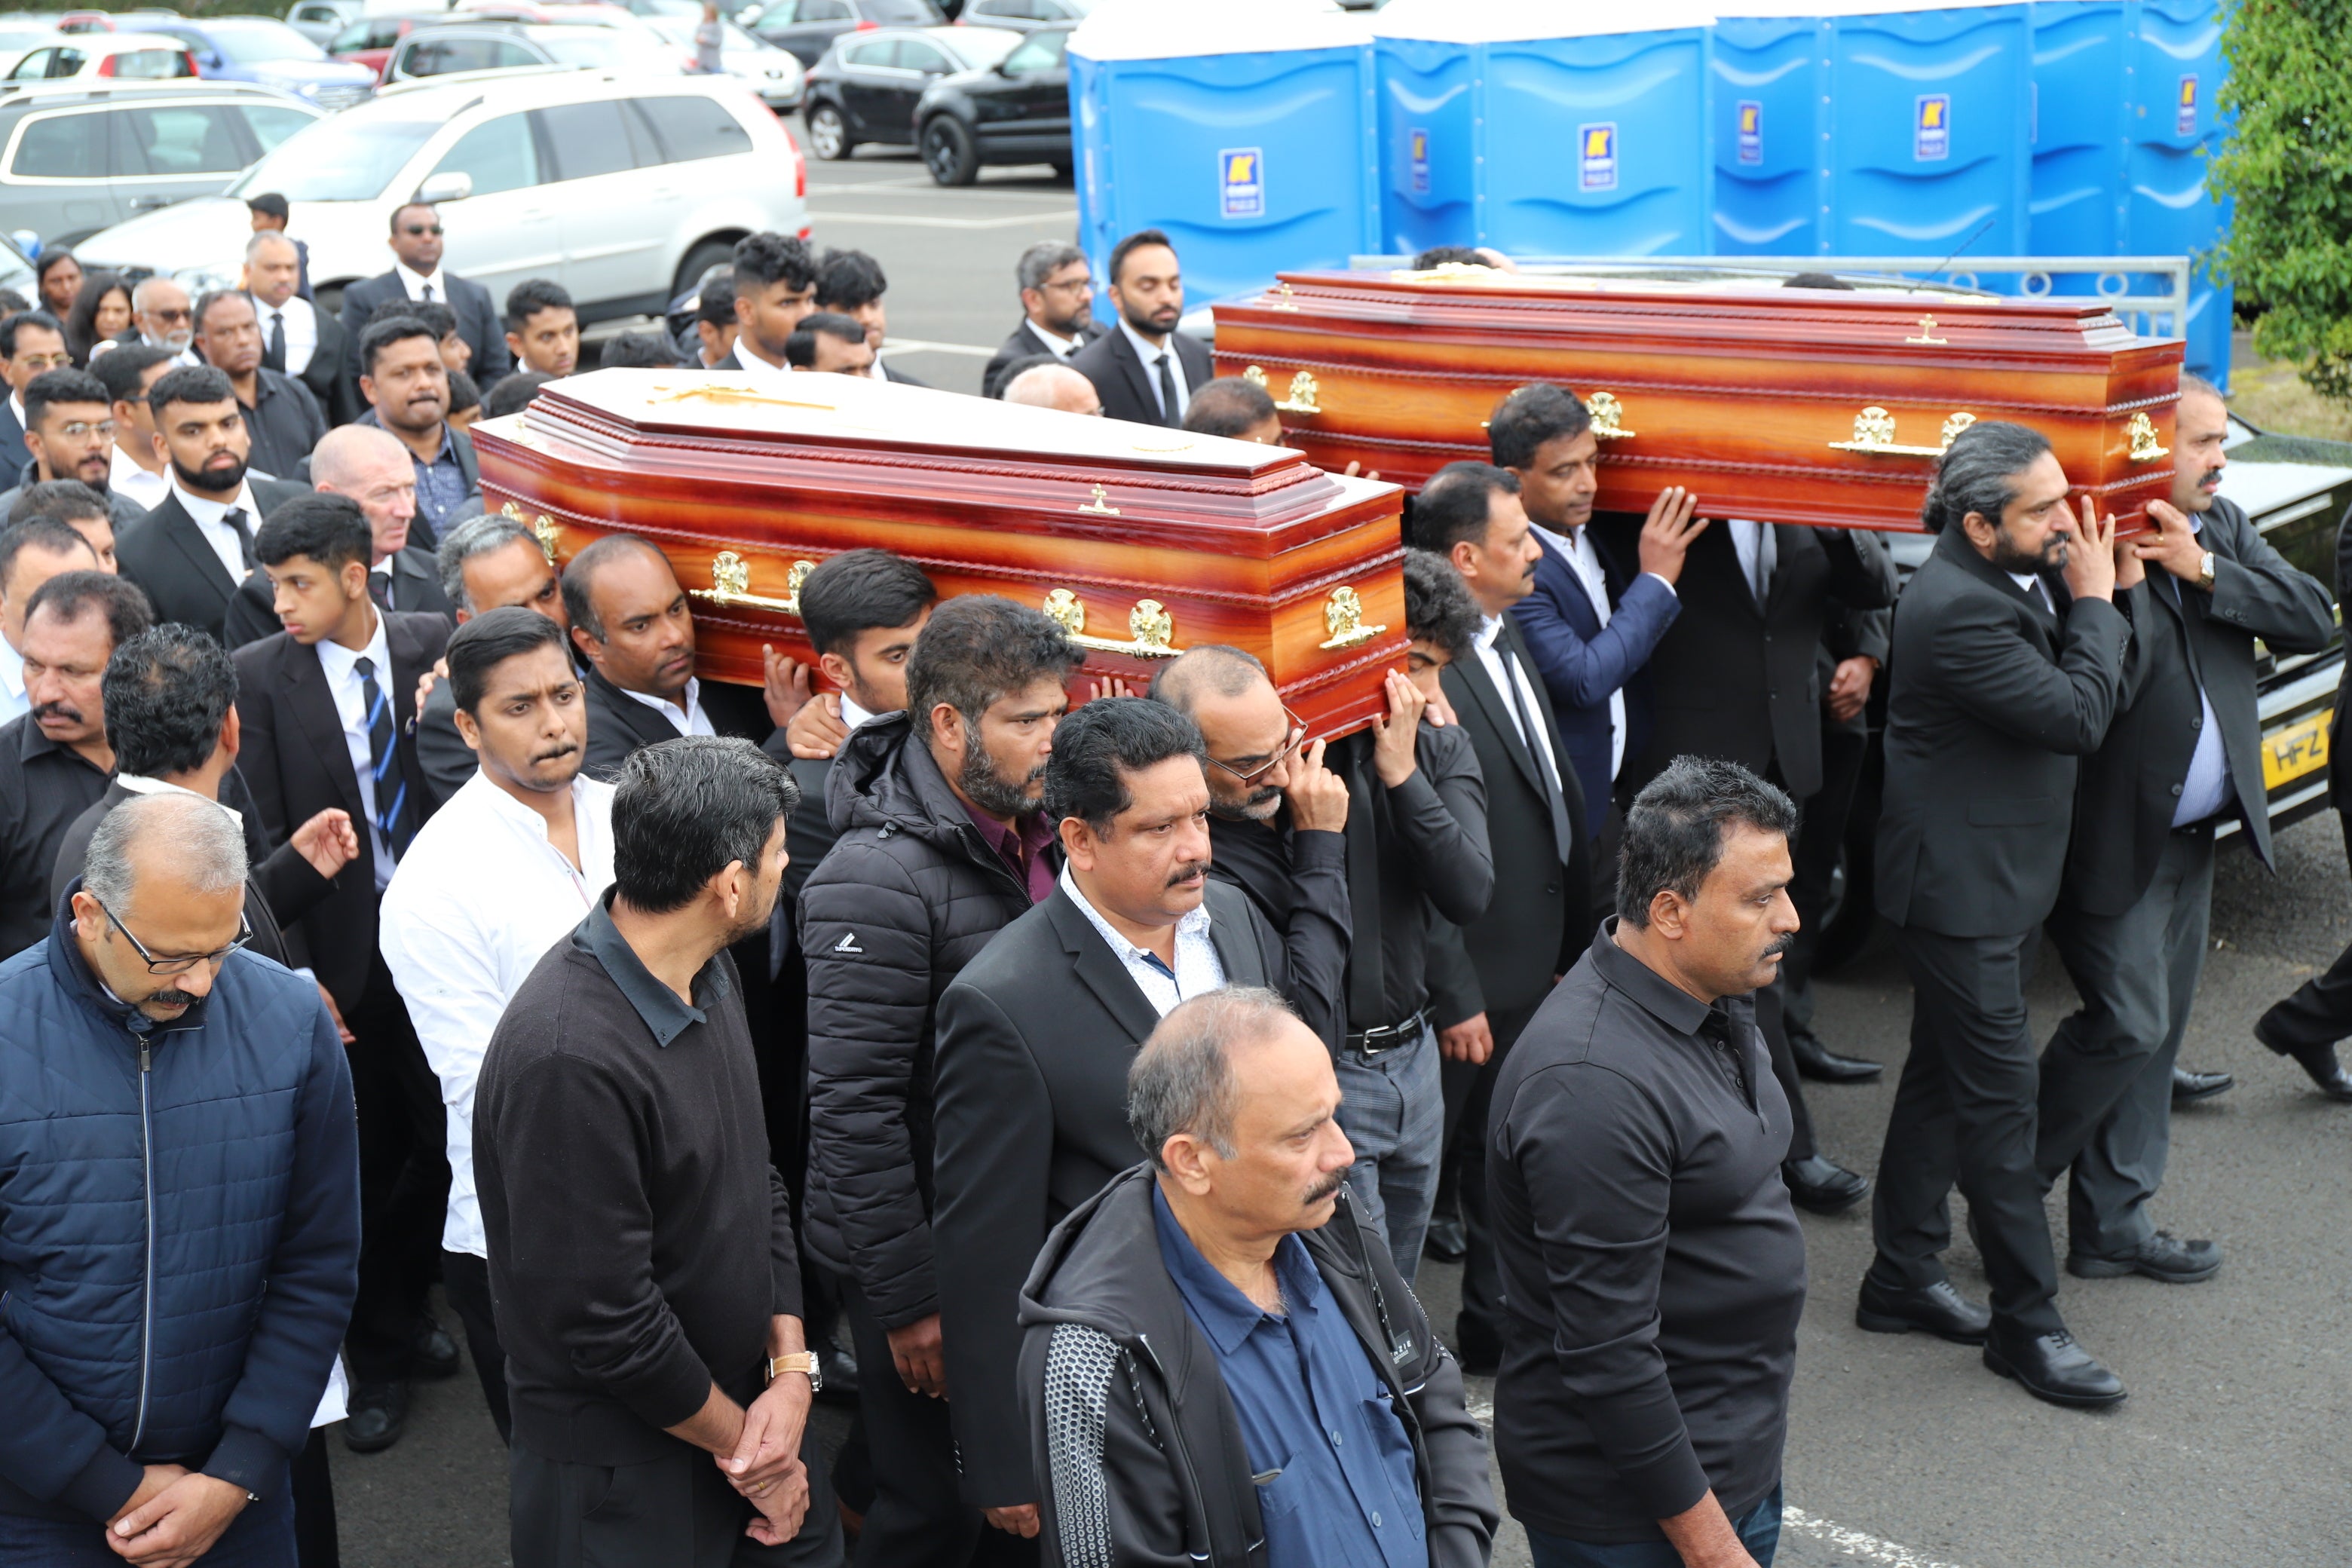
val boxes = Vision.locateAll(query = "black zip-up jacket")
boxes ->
[798,712,1040,1327]
[1019,1165,1498,1568]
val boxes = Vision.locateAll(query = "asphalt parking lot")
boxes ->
[338,133,2352,1567]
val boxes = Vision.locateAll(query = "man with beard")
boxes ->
[1863,420,2133,1410]
[0,569,148,957]
[0,310,71,462]
[114,366,306,642]
[1070,229,1213,428]
[224,424,451,645]
[718,231,819,378]
[116,277,198,366]
[354,316,479,547]
[381,608,614,1446]
[0,368,145,529]
[982,241,1103,400]
[799,592,1077,1568]
[1490,758,1807,1568]
[930,698,1291,1545]
[190,290,326,482]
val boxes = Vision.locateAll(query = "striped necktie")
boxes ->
[353,654,410,860]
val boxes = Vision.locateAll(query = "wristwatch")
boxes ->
[766,1351,822,1392]
[2197,550,2217,591]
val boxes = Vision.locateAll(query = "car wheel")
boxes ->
[672,237,737,305]
[807,103,852,161]
[921,115,978,187]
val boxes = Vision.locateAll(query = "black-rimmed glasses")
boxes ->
[92,893,251,976]
[1205,706,1308,787]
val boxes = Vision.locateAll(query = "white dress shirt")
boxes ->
[381,771,617,1257]
[2007,570,2054,614]
[168,473,263,587]
[1028,321,1081,360]
[312,607,398,888]
[1472,611,1563,782]
[396,262,449,304]
[114,773,243,828]
[1115,315,1191,421]
[840,691,878,730]
[0,633,23,727]
[732,334,793,381]
[110,444,167,513]
[1729,519,1778,607]
[1059,864,1223,1018]
[253,291,318,376]
[620,675,716,737]
[1531,521,1642,780]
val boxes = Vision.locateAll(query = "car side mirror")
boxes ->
[415,170,473,204]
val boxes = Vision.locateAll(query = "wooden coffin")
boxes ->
[471,369,1408,737]
[1212,268,2186,532]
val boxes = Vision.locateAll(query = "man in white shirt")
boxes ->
[1070,229,1214,429]
[0,516,98,724]
[982,240,1102,399]
[335,202,511,401]
[381,606,613,1444]
[247,230,354,427]
[125,277,198,364]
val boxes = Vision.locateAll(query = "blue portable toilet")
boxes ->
[2028,0,2130,256]
[1369,0,1713,259]
[2126,0,2231,385]
[1067,0,1378,310]
[1710,0,1830,255]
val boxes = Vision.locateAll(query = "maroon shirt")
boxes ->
[963,801,1057,905]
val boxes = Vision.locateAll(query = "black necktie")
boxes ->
[1154,351,1178,425]
[265,310,286,372]
[353,654,410,861]
[1498,639,1573,863]
[367,572,392,612]
[222,507,256,571]
[421,283,435,304]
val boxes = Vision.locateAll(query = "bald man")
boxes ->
[1003,363,1104,417]
[222,424,452,646]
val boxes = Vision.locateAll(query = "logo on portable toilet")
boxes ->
[1219,148,1264,219]
[1914,94,1950,162]
[1579,124,1618,191]
[1737,100,1762,166]
[1410,128,1430,195]
[2177,75,2198,136]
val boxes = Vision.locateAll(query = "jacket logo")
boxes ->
[832,933,865,954]
[1391,1331,1415,1366]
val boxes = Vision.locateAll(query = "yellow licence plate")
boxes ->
[2263,709,2334,790]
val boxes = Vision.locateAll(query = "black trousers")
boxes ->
[511,1431,844,1568]
[443,1248,512,1444]
[835,1277,979,1568]
[1753,980,1815,1165]
[345,952,450,1385]
[1450,997,1543,1342]
[292,1429,338,1568]
[2259,807,2352,1052]
[1781,721,1870,1040]
[1867,924,2063,1336]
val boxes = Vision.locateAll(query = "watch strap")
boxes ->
[767,1351,820,1390]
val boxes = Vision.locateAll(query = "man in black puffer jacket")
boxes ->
[799,593,1083,1568]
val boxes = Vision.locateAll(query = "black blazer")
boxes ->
[2063,495,2333,915]
[222,544,451,649]
[115,478,311,644]
[929,879,1284,1508]
[873,359,928,389]
[579,663,773,780]
[1069,324,1214,428]
[981,317,1103,399]
[1426,615,1589,1026]
[1873,527,2133,939]
[254,296,357,428]
[1600,518,1897,801]
[0,396,23,469]
[231,611,451,1012]
[338,269,510,403]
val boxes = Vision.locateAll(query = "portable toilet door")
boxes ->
[2028,0,2130,259]
[1710,0,1834,256]
[1067,0,1379,311]
[1367,20,1476,257]
[2126,0,2231,385]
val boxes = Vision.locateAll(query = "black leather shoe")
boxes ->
[1854,1278,1991,1344]
[816,1340,859,1404]
[1982,1328,2126,1409]
[1783,1154,1869,1214]
[2257,1026,2352,1102]
[2170,1067,2234,1105]
[2068,1230,2222,1284]
[343,1381,411,1453]
[1789,1030,1884,1083]
[1423,1214,1467,1263]
[1453,1313,1501,1377]
[413,1319,460,1380]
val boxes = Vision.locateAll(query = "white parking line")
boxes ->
[804,207,1079,230]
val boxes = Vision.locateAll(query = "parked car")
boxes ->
[77,72,807,321]
[53,10,182,33]
[0,80,320,247]
[285,0,362,46]
[799,21,1012,159]
[738,0,942,67]
[135,17,377,109]
[326,11,442,78]
[0,20,58,78]
[639,15,803,110]
[384,17,682,82]
[955,0,1090,32]
[913,20,1063,183]
[3,32,199,84]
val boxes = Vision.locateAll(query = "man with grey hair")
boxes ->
[1489,756,1804,1568]
[982,240,1103,399]
[0,789,358,1565]
[414,510,571,806]
[125,276,198,365]
[1021,986,1496,1568]
[223,423,451,645]
[1001,362,1103,416]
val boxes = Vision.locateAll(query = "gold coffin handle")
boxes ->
[1244,366,1322,416]
[1586,390,1636,440]
[1318,585,1388,651]
[1829,406,1976,458]
[690,550,813,616]
[2127,410,2170,463]
[499,501,562,560]
[1044,587,1181,658]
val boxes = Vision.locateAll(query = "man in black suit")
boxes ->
[91,341,173,515]
[191,289,326,482]
[223,424,452,646]
[1409,461,1588,1373]
[814,248,926,388]
[338,201,510,405]
[234,492,456,1452]
[249,233,350,424]
[2040,378,2333,1282]
[930,697,1289,1544]
[0,309,71,467]
[715,231,819,377]
[113,366,306,643]
[0,367,147,531]
[1069,228,1212,429]
[1861,420,2132,1410]
[982,241,1102,400]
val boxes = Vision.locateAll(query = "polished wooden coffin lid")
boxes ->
[472,369,1408,737]
[1213,268,2185,531]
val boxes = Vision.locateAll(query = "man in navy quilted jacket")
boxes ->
[0,789,359,1566]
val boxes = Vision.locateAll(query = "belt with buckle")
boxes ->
[1346,1009,1428,1056]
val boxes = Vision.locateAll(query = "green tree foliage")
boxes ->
[2212,0,2352,400]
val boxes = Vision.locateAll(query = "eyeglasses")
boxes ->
[91,892,252,976]
[147,307,192,324]
[402,224,444,237]
[55,419,115,440]
[15,354,69,372]
[1205,705,1309,786]
[1038,277,1092,294]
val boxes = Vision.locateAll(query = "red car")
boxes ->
[325,11,439,79]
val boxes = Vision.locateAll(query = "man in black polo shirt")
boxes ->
[1490,756,1806,1568]
[474,736,844,1568]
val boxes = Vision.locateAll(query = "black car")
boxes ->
[740,0,942,67]
[798,22,1015,160]
[913,21,1067,184]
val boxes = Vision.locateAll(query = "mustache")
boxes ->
[148,988,199,1009]
[32,700,81,726]
[2198,466,2224,488]
[1164,858,1209,890]
[1303,1168,1345,1205]
[1761,933,1795,961]
[531,740,579,764]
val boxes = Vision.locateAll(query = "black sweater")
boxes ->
[475,894,801,1465]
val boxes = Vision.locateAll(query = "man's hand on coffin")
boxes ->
[885,1312,948,1399]
[784,692,847,760]
[1635,487,1710,586]
[2135,500,2203,585]
[2058,495,2118,604]
[1283,737,1350,833]
[1341,459,1383,482]
[984,1505,1040,1539]
[1078,674,1135,703]
[413,657,447,713]
[1824,657,1877,724]
[1370,669,1426,786]
[1439,1012,1493,1064]
[763,645,816,727]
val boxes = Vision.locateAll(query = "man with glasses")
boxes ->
[338,202,510,409]
[983,242,1104,400]
[0,369,146,530]
[0,309,71,465]
[0,789,358,1568]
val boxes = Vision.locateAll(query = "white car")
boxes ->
[75,70,807,321]
[639,15,803,110]
[2,32,199,84]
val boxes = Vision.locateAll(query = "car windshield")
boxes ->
[865,0,941,22]
[230,112,437,200]
[943,27,1015,68]
[537,29,640,65]
[207,18,330,62]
